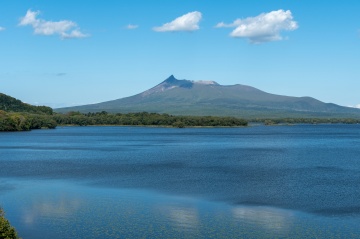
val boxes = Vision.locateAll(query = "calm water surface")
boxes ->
[0,125,360,238]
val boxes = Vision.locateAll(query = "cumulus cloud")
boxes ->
[0,26,5,31]
[153,11,202,32]
[126,24,139,30]
[216,9,298,44]
[19,9,88,39]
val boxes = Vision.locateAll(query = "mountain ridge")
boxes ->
[56,75,360,119]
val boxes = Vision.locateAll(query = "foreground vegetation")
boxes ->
[0,208,20,239]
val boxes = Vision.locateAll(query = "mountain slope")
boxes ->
[56,75,360,118]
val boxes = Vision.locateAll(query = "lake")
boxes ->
[1,125,360,238]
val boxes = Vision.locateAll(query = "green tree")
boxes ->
[0,208,20,239]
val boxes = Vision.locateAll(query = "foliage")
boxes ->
[0,93,56,131]
[252,117,360,125]
[53,111,248,127]
[264,119,276,126]
[0,93,52,115]
[0,208,20,239]
[0,111,56,131]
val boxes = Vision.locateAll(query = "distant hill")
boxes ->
[0,93,52,115]
[56,75,360,119]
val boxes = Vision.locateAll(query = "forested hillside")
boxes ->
[0,93,56,131]
[0,93,53,114]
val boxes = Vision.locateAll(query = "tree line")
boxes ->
[53,111,248,128]
[251,118,360,125]
[0,110,248,131]
[0,110,57,131]
[3,109,360,132]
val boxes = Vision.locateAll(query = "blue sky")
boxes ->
[0,0,359,108]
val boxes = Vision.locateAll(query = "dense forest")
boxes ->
[0,92,248,131]
[2,92,360,131]
[253,118,360,125]
[0,110,57,131]
[0,93,53,114]
[0,110,248,131]
[53,111,248,128]
[0,93,56,131]
[0,208,19,239]
[2,108,360,131]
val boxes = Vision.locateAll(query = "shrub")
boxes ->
[0,208,20,239]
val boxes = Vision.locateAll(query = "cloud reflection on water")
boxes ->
[157,203,200,231]
[232,206,294,233]
[22,195,83,225]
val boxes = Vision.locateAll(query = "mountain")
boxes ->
[0,93,53,115]
[56,75,360,118]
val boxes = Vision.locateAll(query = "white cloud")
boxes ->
[61,29,88,39]
[215,19,242,28]
[19,9,38,26]
[0,26,5,31]
[126,24,139,30]
[216,10,298,44]
[153,11,202,32]
[347,104,360,109]
[19,9,88,39]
